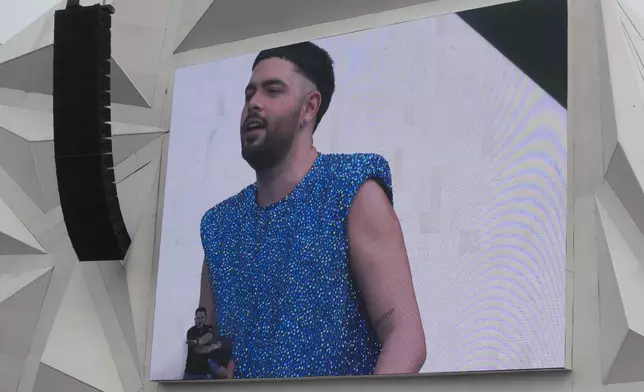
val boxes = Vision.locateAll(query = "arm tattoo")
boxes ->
[374,308,395,329]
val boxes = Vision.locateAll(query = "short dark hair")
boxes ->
[253,41,335,132]
[195,307,207,315]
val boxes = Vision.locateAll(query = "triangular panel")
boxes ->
[618,0,644,103]
[0,109,165,142]
[0,269,52,356]
[31,140,60,212]
[112,133,164,165]
[111,122,168,137]
[0,353,24,392]
[116,157,161,238]
[33,363,102,392]
[175,0,442,53]
[0,267,52,303]
[0,48,149,107]
[601,0,644,196]
[596,196,630,380]
[598,0,619,175]
[125,173,159,375]
[596,193,644,384]
[41,266,124,392]
[97,261,140,371]
[0,105,53,142]
[606,330,644,384]
[0,0,62,64]
[173,0,216,52]
[597,194,644,334]
[0,270,52,392]
[0,0,115,64]
[0,45,54,95]
[0,196,45,255]
[605,143,644,237]
[109,57,151,108]
[0,126,44,210]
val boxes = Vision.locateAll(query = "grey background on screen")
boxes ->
[151,12,567,380]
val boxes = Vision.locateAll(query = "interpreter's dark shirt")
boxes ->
[185,325,214,375]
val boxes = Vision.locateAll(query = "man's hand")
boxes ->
[348,179,426,375]
[186,340,198,346]
[197,332,214,345]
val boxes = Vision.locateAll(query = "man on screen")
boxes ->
[199,41,426,379]
[183,307,228,380]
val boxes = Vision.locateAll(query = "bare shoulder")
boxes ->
[349,179,399,237]
[351,180,395,216]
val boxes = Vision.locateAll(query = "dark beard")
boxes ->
[241,129,294,171]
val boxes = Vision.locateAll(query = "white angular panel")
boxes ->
[0,86,28,107]
[0,126,43,211]
[112,133,165,165]
[597,0,619,175]
[0,49,149,107]
[0,269,52,392]
[0,267,51,303]
[110,0,171,106]
[618,0,644,100]
[176,0,450,53]
[96,261,140,372]
[0,106,53,142]
[31,140,60,212]
[33,363,102,392]
[623,0,644,14]
[0,108,166,142]
[114,133,164,183]
[596,194,644,384]
[605,143,644,236]
[173,0,215,52]
[111,122,168,137]
[0,196,45,254]
[606,330,644,384]
[0,163,53,248]
[116,157,161,238]
[81,262,142,392]
[601,0,644,191]
[41,266,124,392]
[0,0,62,64]
[0,45,54,95]
[124,174,159,376]
[0,0,115,65]
[110,57,151,108]
[596,196,630,381]
[0,353,24,392]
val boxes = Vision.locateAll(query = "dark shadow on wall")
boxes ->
[458,0,568,109]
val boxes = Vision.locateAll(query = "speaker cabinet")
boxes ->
[53,4,131,261]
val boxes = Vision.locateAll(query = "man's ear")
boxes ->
[304,90,322,125]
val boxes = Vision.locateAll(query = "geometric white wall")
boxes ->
[0,0,643,391]
[595,0,644,385]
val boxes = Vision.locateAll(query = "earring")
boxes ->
[301,120,307,127]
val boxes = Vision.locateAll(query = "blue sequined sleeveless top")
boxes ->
[200,153,393,379]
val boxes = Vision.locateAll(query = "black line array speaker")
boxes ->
[53,3,131,261]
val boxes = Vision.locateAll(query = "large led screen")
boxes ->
[151,3,567,382]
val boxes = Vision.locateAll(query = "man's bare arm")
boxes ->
[199,260,216,326]
[197,258,234,378]
[348,180,426,375]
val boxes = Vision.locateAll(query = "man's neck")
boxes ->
[255,143,318,207]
